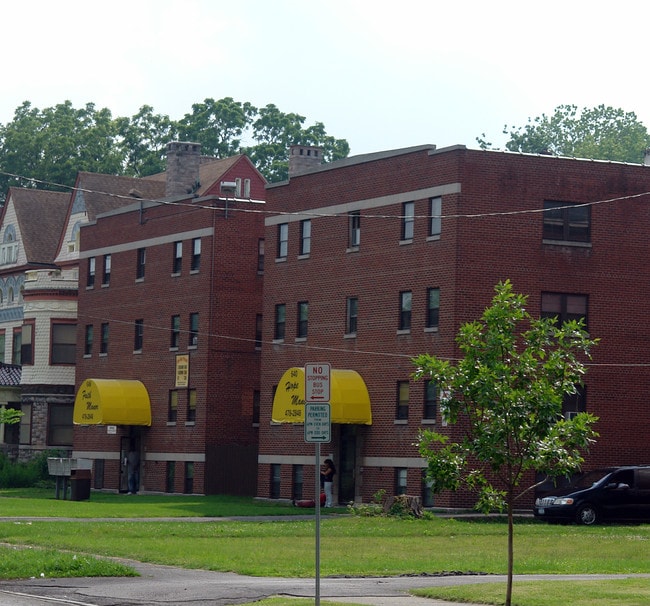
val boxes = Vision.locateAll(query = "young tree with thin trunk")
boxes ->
[413,280,599,606]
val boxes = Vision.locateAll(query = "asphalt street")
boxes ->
[1,559,649,606]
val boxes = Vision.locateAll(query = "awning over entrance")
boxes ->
[271,367,372,425]
[73,379,152,426]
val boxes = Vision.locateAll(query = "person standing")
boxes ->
[321,458,336,507]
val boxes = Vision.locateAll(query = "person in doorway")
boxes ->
[126,444,140,495]
[321,459,336,507]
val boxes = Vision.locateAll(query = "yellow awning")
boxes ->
[272,367,372,425]
[73,379,152,426]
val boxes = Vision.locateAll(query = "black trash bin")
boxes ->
[70,469,91,501]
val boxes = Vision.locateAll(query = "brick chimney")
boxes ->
[165,142,201,196]
[288,145,322,177]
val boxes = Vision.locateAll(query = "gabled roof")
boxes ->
[144,154,265,196]
[73,172,167,221]
[5,188,70,263]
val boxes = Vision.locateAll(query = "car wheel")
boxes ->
[576,504,598,525]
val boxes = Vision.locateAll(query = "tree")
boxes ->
[116,105,179,177]
[0,407,22,425]
[0,101,124,197]
[245,104,350,182]
[413,281,598,606]
[486,104,650,164]
[0,98,349,200]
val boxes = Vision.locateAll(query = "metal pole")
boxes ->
[315,441,321,606]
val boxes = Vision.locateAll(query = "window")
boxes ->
[426,287,440,329]
[134,319,144,352]
[189,313,199,347]
[168,390,178,423]
[424,380,437,420]
[0,330,5,363]
[346,297,358,335]
[244,178,251,198]
[292,464,304,500]
[166,462,175,492]
[170,315,180,349]
[429,196,442,237]
[187,389,197,422]
[563,385,586,420]
[19,403,31,444]
[396,380,409,420]
[402,201,415,240]
[257,239,265,273]
[84,325,93,356]
[543,201,590,243]
[395,468,408,495]
[102,254,111,286]
[348,210,360,248]
[399,291,412,331]
[270,463,281,499]
[136,248,146,280]
[100,323,109,355]
[21,322,34,365]
[541,292,588,326]
[300,219,311,256]
[277,223,288,258]
[172,241,182,274]
[297,301,308,339]
[255,314,263,349]
[191,238,201,271]
[12,328,21,365]
[184,461,194,494]
[274,304,286,340]
[47,403,73,446]
[422,471,435,507]
[87,257,96,288]
[51,322,76,364]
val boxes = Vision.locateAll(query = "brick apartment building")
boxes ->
[73,143,266,495]
[257,144,650,508]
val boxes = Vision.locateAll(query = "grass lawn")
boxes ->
[1,489,650,605]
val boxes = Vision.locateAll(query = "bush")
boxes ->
[0,451,60,488]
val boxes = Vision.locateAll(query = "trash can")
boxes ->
[70,469,91,501]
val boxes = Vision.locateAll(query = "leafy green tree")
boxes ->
[413,280,598,606]
[0,101,124,196]
[177,97,256,159]
[485,104,650,163]
[116,105,179,177]
[0,98,349,199]
[245,104,350,181]
[0,408,22,426]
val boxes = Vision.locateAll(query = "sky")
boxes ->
[2,0,649,157]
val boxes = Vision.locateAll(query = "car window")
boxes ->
[637,469,650,490]
[574,470,611,489]
[609,470,634,488]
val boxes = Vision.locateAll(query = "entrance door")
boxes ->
[338,425,357,504]
[119,436,130,493]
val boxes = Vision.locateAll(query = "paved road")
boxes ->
[1,560,649,606]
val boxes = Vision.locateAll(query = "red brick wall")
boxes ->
[259,146,650,507]
[74,158,265,495]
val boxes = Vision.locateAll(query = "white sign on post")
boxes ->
[305,363,331,403]
[304,403,331,443]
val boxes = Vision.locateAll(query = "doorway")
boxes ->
[119,433,142,493]
[338,425,357,504]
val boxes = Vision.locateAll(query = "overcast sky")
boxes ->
[2,1,648,157]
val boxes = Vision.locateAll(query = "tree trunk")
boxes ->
[506,497,514,606]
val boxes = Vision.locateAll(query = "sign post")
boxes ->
[304,363,331,606]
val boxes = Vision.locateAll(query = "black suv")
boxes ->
[534,466,650,525]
